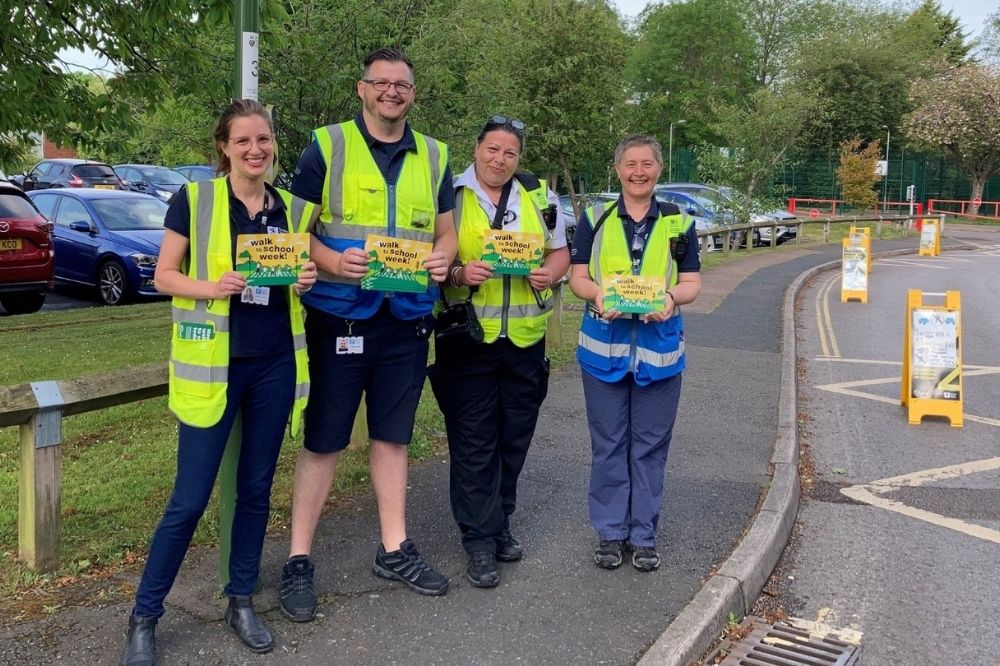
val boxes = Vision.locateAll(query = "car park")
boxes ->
[115,164,189,203]
[653,189,736,251]
[173,165,217,182]
[559,192,619,246]
[27,189,167,305]
[656,182,797,247]
[16,158,125,192]
[0,180,54,314]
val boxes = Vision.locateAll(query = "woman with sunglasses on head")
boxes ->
[429,115,570,587]
[120,99,318,666]
[568,133,701,573]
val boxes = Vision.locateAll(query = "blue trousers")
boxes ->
[133,351,295,618]
[581,370,682,547]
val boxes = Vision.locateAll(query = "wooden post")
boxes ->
[823,220,830,244]
[546,281,564,347]
[18,381,64,572]
[770,225,777,248]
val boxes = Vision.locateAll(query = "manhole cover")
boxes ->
[719,617,861,665]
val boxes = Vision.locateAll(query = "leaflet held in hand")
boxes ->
[481,229,544,276]
[235,233,310,286]
[362,234,433,292]
[602,274,667,314]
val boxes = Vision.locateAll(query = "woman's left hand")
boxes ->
[527,267,554,291]
[293,261,318,295]
[642,300,675,323]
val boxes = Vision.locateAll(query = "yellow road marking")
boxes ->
[842,480,1000,545]
[814,272,840,358]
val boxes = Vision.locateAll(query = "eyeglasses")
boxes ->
[484,114,526,136]
[362,79,414,93]
[228,135,273,149]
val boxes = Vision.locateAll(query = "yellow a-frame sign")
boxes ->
[918,218,941,256]
[841,233,869,303]
[901,289,963,427]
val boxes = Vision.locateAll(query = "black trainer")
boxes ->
[279,555,316,622]
[631,546,661,572]
[373,539,450,596]
[467,551,500,588]
[496,529,523,562]
[594,539,628,569]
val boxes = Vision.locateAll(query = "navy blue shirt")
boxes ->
[164,179,293,357]
[570,195,701,273]
[290,113,455,213]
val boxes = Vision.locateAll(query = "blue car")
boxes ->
[172,165,217,182]
[27,189,167,305]
[115,164,189,203]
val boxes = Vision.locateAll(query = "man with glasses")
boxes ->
[279,47,457,622]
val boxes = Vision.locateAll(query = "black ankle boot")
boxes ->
[121,614,157,666]
[225,595,274,654]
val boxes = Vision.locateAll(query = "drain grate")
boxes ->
[719,617,861,665]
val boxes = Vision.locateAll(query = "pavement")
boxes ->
[2,224,994,665]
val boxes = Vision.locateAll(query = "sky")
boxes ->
[611,0,996,39]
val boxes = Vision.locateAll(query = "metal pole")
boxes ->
[219,0,260,591]
[668,119,685,183]
[882,126,890,210]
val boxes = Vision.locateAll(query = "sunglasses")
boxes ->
[484,114,526,136]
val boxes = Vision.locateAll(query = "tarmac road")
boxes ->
[775,233,1000,664]
[1,226,995,664]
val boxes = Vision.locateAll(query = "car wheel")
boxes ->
[0,291,46,315]
[98,260,130,306]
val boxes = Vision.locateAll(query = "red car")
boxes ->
[0,179,54,314]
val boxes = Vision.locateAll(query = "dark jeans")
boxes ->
[430,335,549,554]
[133,351,295,618]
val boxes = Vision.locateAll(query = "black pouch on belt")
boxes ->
[434,299,484,342]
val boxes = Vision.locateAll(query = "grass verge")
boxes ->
[0,294,585,621]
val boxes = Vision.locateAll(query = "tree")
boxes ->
[835,137,881,210]
[903,64,1000,215]
[979,9,1000,66]
[409,0,629,199]
[696,86,821,211]
[628,0,756,147]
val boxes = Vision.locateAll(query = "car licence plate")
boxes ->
[94,184,115,190]
[1,239,22,251]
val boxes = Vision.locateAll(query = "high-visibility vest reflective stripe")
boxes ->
[169,178,317,431]
[576,201,694,385]
[306,121,448,320]
[444,181,553,346]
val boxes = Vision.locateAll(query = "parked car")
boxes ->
[16,158,126,192]
[653,189,736,251]
[656,183,797,247]
[173,165,217,182]
[115,163,189,203]
[0,181,54,314]
[27,189,167,305]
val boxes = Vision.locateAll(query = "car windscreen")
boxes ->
[91,198,168,230]
[0,192,39,218]
[72,164,118,178]
[143,167,189,185]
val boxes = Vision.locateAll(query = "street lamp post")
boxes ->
[668,119,686,183]
[882,125,890,210]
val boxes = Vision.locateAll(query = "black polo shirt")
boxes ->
[164,179,293,357]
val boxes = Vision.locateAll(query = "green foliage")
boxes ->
[835,137,880,210]
[903,63,1000,210]
[696,86,821,211]
[628,0,756,147]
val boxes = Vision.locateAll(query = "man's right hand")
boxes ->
[338,247,370,279]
